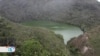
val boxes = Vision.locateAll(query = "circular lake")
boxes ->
[22,21,83,44]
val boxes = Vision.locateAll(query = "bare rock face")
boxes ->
[67,32,94,56]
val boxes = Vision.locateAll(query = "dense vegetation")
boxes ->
[0,17,69,56]
[0,0,100,29]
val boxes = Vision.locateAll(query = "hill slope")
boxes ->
[0,17,69,56]
[88,26,100,56]
[0,0,100,28]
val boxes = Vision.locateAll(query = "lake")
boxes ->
[22,21,83,44]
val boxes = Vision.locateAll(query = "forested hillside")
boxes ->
[0,0,100,28]
[0,17,69,56]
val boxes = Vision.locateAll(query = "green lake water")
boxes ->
[22,21,83,44]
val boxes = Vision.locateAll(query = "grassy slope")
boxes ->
[0,17,70,56]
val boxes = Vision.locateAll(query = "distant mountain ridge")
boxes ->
[0,0,100,28]
[0,0,99,20]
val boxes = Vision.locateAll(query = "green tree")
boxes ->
[0,53,8,56]
[0,17,15,46]
[20,39,50,56]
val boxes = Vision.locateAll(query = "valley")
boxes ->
[0,0,100,56]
